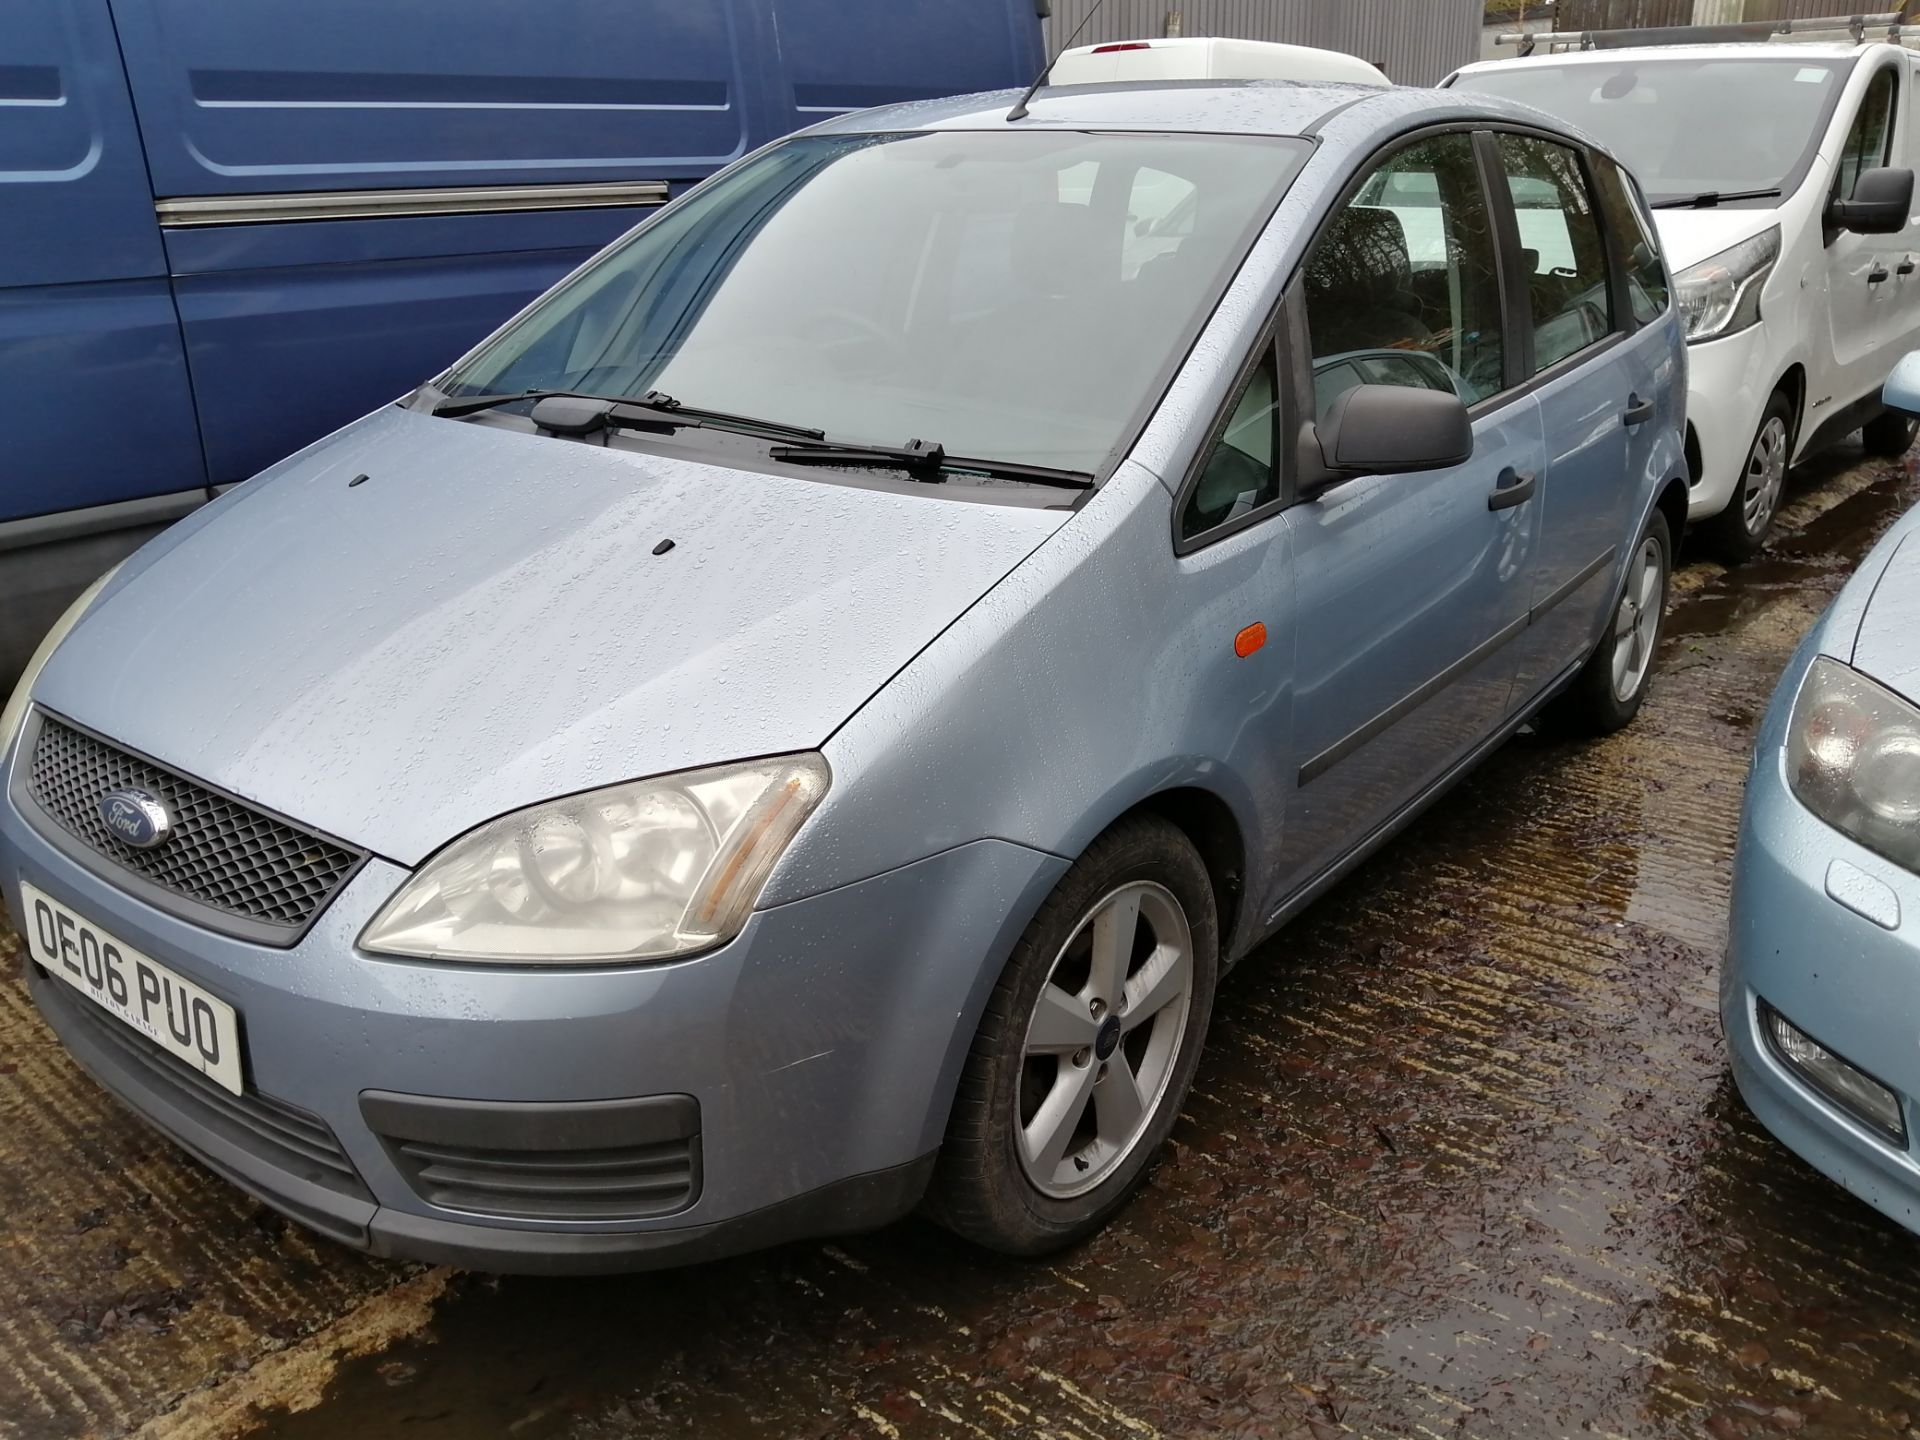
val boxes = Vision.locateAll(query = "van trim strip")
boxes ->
[156,181,671,228]
[0,490,207,555]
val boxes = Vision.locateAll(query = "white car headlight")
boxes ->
[360,755,830,964]
[0,563,123,757]
[1787,656,1920,872]
[1674,226,1779,344]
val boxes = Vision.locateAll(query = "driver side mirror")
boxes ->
[1828,166,1915,236]
[1303,383,1473,490]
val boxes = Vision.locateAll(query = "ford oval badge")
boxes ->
[99,788,173,851]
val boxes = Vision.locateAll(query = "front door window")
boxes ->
[1304,133,1506,413]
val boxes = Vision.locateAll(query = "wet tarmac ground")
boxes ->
[6,446,1920,1440]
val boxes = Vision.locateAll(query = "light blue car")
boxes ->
[0,65,1686,1272]
[1725,351,1920,1234]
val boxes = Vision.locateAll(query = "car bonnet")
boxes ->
[29,407,1068,866]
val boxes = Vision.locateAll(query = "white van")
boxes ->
[1451,40,1920,559]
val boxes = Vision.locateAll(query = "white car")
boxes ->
[1452,40,1920,560]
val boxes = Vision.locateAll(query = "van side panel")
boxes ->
[164,208,645,484]
[106,0,761,482]
[3,1,163,287]
[104,0,755,196]
[0,0,206,522]
[770,0,1047,125]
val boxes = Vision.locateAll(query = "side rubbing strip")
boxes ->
[156,181,671,228]
[1532,547,1616,621]
[1299,613,1530,786]
[1297,545,1622,788]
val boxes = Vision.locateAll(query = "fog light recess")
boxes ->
[1763,1003,1908,1146]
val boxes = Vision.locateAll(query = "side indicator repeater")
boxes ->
[1234,623,1267,658]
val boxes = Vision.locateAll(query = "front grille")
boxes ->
[386,1135,701,1222]
[23,715,363,939]
[36,972,371,1203]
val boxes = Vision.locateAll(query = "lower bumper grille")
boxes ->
[362,1090,702,1223]
[33,968,370,1202]
[391,1137,700,1221]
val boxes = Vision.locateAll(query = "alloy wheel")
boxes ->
[1741,415,1789,536]
[1015,881,1194,1199]
[1610,535,1664,703]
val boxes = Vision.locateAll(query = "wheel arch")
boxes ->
[1654,474,1689,553]
[1777,363,1808,453]
[1130,786,1250,962]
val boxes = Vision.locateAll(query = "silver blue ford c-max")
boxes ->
[0,50,1688,1271]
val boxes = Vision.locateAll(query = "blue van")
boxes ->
[1,0,1044,678]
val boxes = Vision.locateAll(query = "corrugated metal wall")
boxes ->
[1041,0,1482,86]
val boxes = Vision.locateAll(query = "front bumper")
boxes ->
[1683,324,1778,523]
[0,747,1065,1273]
[1723,742,1920,1236]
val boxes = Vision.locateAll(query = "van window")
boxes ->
[1595,159,1670,325]
[1837,67,1899,199]
[1303,133,1505,414]
[1453,57,1846,208]
[1496,136,1615,372]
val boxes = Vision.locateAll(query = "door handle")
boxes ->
[1488,467,1537,511]
[1900,258,1917,276]
[1870,264,1891,284]
[1622,393,1655,426]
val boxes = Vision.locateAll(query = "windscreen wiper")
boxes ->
[429,388,825,442]
[1650,187,1782,210]
[767,438,1094,490]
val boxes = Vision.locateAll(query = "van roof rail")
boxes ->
[1495,10,1904,56]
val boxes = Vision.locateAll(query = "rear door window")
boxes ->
[1495,135,1617,372]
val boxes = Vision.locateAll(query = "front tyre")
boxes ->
[1700,393,1792,563]
[1537,509,1671,738]
[925,815,1218,1256]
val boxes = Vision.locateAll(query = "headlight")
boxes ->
[360,755,830,964]
[1787,656,1920,871]
[1674,226,1778,343]
[0,563,123,756]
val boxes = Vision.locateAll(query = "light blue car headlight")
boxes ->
[361,755,830,964]
[0,563,123,756]
[1787,656,1920,871]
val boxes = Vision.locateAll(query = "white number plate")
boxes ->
[20,881,244,1096]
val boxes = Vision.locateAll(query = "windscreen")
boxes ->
[438,130,1309,475]
[1454,57,1849,205]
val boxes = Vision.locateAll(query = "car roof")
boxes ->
[1454,40,1885,74]
[810,79,1576,141]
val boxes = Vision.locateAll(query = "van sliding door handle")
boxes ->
[1488,468,1537,511]
[1899,258,1917,276]
[1870,264,1891,284]
[1622,394,1655,426]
